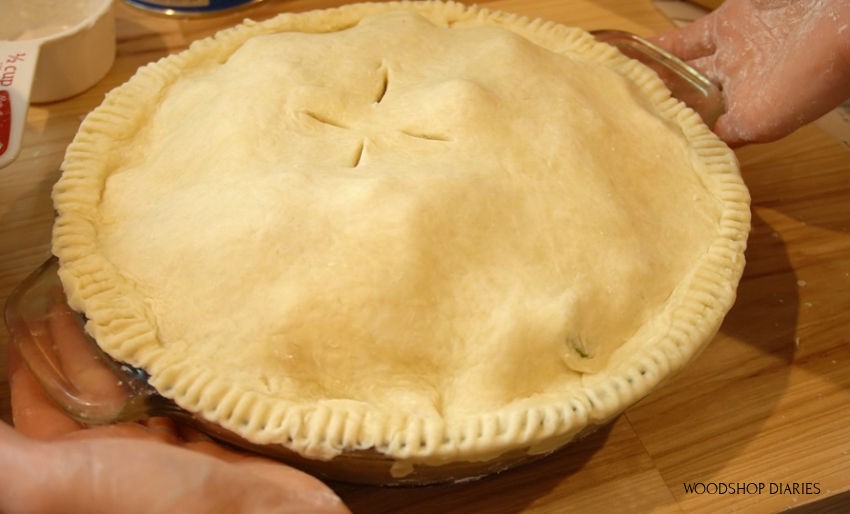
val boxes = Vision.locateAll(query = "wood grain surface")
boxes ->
[1,1,848,512]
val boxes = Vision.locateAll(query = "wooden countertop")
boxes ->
[2,1,848,512]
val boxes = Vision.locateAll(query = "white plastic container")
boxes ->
[0,0,116,168]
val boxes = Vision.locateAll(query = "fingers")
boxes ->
[8,326,84,439]
[652,14,716,61]
[8,320,181,443]
[47,296,130,410]
[8,285,128,438]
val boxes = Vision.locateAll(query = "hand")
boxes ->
[1,302,350,514]
[653,0,850,147]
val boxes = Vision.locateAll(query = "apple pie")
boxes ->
[51,0,750,483]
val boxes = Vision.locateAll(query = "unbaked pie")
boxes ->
[51,0,750,483]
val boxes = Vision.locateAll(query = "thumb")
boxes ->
[0,423,349,514]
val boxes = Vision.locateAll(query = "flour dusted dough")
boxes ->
[52,1,749,470]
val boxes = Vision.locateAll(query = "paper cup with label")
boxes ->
[0,0,115,168]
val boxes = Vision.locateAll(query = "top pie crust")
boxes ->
[52,1,750,473]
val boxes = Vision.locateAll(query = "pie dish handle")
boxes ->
[591,30,725,127]
[3,257,172,425]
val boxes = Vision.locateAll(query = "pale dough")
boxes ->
[52,1,749,465]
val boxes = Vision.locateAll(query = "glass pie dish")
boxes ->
[4,28,728,486]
